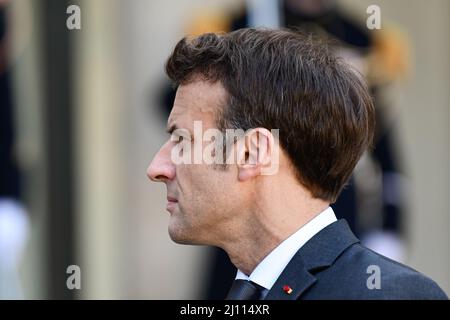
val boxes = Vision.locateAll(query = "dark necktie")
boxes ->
[225,279,264,300]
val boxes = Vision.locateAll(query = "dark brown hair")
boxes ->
[165,28,375,203]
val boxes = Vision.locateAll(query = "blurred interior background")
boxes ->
[0,0,449,299]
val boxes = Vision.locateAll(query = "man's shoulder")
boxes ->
[308,242,448,300]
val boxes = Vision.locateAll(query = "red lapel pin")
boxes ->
[283,285,293,294]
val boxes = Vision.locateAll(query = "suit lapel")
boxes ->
[264,219,359,300]
[264,247,316,300]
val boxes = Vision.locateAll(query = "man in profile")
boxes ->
[147,28,447,299]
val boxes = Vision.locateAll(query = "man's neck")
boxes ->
[221,194,329,276]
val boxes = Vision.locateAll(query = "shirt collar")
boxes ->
[235,206,337,290]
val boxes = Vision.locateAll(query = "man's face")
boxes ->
[147,80,244,245]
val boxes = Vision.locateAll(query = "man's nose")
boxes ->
[147,142,176,182]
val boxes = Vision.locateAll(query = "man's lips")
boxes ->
[167,196,178,203]
[166,196,178,213]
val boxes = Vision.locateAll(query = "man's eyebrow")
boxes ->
[166,124,178,135]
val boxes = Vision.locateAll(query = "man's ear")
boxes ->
[237,128,276,181]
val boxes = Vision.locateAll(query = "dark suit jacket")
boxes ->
[264,220,448,300]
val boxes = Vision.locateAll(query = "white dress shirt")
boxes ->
[235,207,337,296]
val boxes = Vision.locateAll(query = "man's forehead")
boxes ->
[167,80,227,129]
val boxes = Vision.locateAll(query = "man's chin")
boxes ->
[168,226,197,245]
[168,227,212,246]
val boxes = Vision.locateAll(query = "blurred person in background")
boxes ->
[158,0,410,299]
[0,0,29,299]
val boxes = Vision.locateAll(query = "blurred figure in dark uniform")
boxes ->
[158,0,410,299]
[0,1,29,298]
